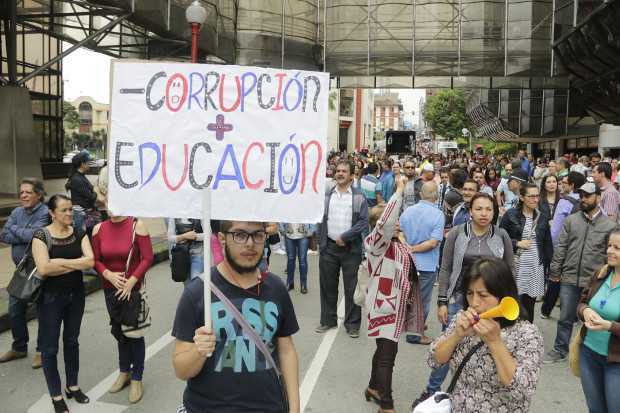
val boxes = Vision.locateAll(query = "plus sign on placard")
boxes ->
[207,114,233,141]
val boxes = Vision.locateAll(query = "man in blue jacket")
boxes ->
[0,178,48,367]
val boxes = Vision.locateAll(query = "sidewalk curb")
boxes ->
[0,247,169,335]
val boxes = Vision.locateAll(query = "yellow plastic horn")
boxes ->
[478,297,520,321]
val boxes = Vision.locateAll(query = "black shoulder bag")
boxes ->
[7,228,52,302]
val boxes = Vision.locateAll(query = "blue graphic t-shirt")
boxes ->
[172,268,299,413]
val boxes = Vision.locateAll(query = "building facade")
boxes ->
[65,96,110,136]
[373,92,404,133]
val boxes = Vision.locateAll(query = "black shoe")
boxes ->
[65,388,90,404]
[315,324,336,333]
[347,329,360,338]
[364,388,381,405]
[300,286,308,294]
[287,284,294,291]
[411,391,432,409]
[52,398,69,413]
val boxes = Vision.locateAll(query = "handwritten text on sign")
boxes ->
[108,61,329,222]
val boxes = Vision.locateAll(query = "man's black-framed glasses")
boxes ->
[223,230,267,244]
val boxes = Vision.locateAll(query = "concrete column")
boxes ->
[599,123,620,154]
[0,86,42,195]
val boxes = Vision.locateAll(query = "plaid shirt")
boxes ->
[601,183,620,218]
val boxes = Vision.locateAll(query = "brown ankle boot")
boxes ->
[108,374,130,393]
[32,352,42,369]
[0,349,27,363]
[129,380,143,403]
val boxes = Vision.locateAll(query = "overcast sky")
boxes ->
[63,45,426,125]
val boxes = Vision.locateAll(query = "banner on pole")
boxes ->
[107,61,329,223]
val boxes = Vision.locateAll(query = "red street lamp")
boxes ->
[185,1,208,63]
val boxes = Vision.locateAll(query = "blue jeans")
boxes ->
[117,337,146,381]
[189,253,204,281]
[553,284,583,356]
[579,344,620,413]
[406,270,437,342]
[37,288,85,397]
[285,237,309,288]
[8,295,39,353]
[426,300,463,394]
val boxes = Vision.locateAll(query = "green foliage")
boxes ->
[470,139,519,156]
[329,91,337,111]
[63,101,79,130]
[423,89,472,141]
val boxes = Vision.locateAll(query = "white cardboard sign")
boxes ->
[107,60,328,222]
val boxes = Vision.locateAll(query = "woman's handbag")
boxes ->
[354,263,369,307]
[568,326,584,377]
[120,220,152,338]
[412,342,484,413]
[170,243,191,282]
[211,280,289,412]
[7,229,52,302]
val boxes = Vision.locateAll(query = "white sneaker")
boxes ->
[274,248,287,255]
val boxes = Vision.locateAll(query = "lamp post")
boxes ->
[185,1,208,63]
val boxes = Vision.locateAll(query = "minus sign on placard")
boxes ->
[120,88,145,94]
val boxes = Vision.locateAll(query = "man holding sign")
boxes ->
[172,220,300,413]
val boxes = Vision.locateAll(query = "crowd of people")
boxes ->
[1,147,620,412]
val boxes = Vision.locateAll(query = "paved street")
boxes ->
[1,255,587,412]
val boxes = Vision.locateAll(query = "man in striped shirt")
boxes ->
[592,162,620,220]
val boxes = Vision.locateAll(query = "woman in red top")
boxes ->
[92,216,153,404]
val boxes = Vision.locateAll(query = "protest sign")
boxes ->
[107,61,329,223]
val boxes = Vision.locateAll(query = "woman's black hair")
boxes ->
[470,192,499,225]
[47,194,71,212]
[484,167,498,183]
[461,256,526,328]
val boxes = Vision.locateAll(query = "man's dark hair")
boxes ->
[439,166,450,175]
[510,159,522,170]
[20,177,46,202]
[595,162,613,180]
[463,178,480,191]
[461,257,525,327]
[220,221,266,233]
[450,168,468,190]
[590,152,602,160]
[383,159,393,169]
[567,171,586,190]
[366,162,378,175]
[336,160,355,175]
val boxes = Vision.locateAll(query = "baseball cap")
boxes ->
[422,163,434,172]
[578,181,600,195]
[508,168,528,183]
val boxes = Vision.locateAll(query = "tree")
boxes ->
[63,101,79,130]
[423,89,472,145]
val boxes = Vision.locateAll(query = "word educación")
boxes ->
[113,137,323,196]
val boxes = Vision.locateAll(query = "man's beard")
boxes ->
[580,201,597,213]
[224,244,263,274]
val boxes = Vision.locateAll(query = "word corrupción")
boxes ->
[143,70,322,113]
[113,139,323,195]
